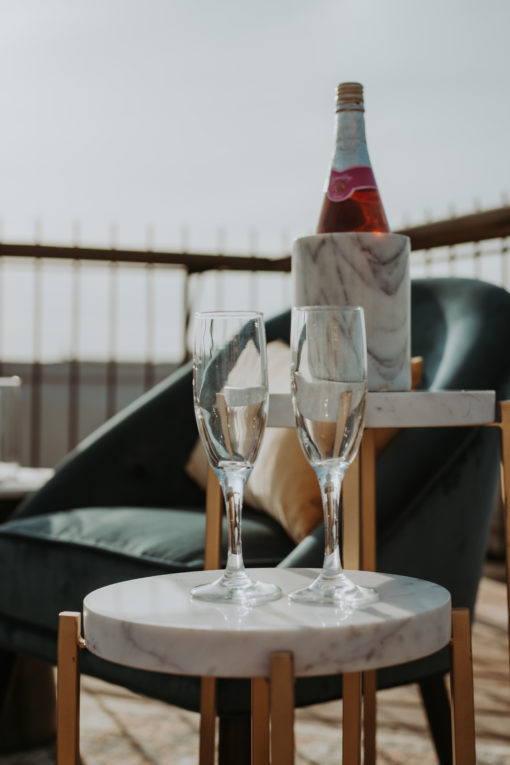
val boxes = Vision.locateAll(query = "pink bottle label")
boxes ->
[327,165,377,202]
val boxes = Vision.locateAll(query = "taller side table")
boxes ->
[270,390,509,764]
[267,390,506,574]
[201,390,505,764]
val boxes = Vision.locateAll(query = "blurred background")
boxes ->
[0,0,509,466]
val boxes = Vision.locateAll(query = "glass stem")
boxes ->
[219,469,248,575]
[317,467,346,579]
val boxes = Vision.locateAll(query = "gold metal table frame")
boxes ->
[56,395,510,765]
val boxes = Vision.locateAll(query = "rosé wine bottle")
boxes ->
[317,82,389,234]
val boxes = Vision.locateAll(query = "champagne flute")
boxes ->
[191,311,281,606]
[289,306,379,606]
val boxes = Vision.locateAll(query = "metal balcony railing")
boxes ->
[1,205,509,467]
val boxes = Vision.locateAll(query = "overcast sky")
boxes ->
[1,0,509,255]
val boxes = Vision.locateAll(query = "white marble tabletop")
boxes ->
[83,568,451,679]
[0,466,54,500]
[268,391,496,429]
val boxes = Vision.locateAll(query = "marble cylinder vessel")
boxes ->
[292,232,411,391]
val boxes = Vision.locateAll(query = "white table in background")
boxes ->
[0,466,54,502]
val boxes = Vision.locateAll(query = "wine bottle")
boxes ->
[317,82,389,233]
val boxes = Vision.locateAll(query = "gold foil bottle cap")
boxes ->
[336,82,364,106]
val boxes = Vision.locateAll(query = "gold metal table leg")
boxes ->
[343,433,377,765]
[204,467,223,572]
[360,429,377,573]
[362,670,377,765]
[199,677,217,765]
[199,466,223,765]
[450,608,476,765]
[57,611,83,765]
[269,652,294,765]
[499,400,510,675]
[360,429,377,765]
[343,453,361,571]
[342,671,361,765]
[252,677,270,765]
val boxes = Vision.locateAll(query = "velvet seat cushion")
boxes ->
[0,506,294,635]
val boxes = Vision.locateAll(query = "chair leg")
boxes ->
[0,649,16,724]
[218,713,251,765]
[418,673,453,765]
[0,655,56,753]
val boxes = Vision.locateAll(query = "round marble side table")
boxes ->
[56,568,475,765]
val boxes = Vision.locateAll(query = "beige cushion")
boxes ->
[185,341,322,542]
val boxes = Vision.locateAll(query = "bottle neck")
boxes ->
[331,108,371,172]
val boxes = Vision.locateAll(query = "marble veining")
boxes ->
[292,233,411,391]
[83,569,451,679]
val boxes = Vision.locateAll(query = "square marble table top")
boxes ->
[268,390,496,429]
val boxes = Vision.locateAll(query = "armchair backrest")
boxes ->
[411,278,510,396]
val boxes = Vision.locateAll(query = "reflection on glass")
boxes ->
[191,311,281,606]
[289,306,379,607]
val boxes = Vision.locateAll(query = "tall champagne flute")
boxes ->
[289,306,379,606]
[191,311,281,605]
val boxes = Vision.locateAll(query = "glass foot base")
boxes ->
[289,572,379,607]
[191,571,281,606]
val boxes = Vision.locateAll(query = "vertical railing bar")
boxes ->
[106,258,118,419]
[448,245,456,277]
[216,230,225,310]
[424,248,433,277]
[144,261,155,391]
[144,226,156,388]
[0,256,4,377]
[68,258,81,451]
[30,256,43,467]
[180,227,192,364]
[280,230,290,312]
[184,270,208,363]
[105,224,119,419]
[182,269,191,364]
[282,272,290,312]
[473,242,482,280]
[0,221,2,378]
[214,269,224,311]
[501,237,508,291]
[249,271,258,313]
[249,230,258,311]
